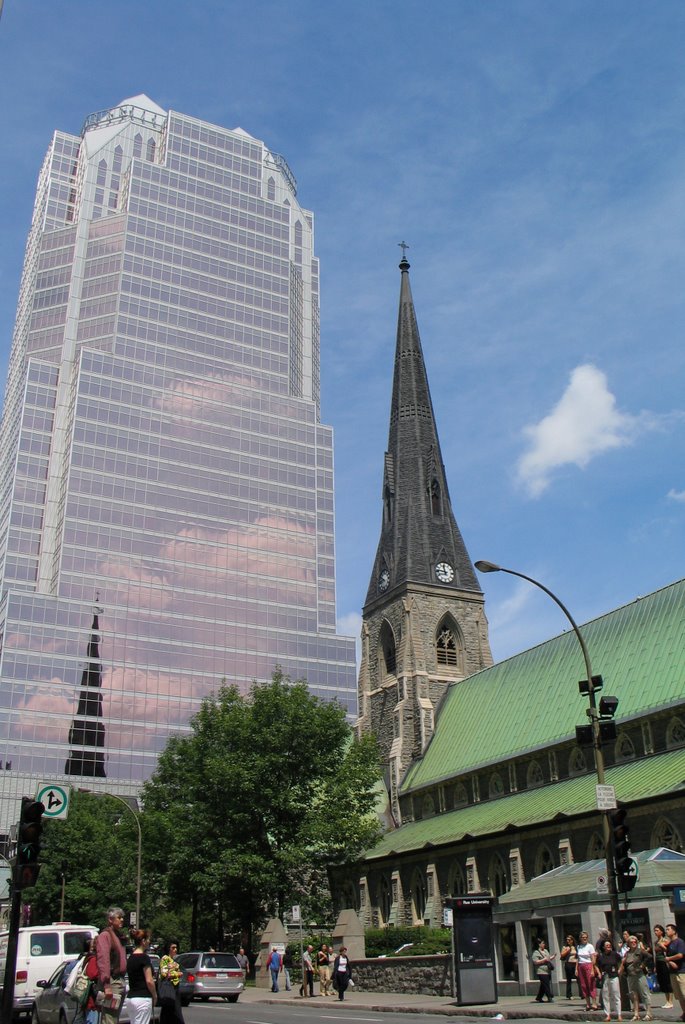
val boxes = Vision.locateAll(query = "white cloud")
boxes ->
[516,364,643,497]
[667,488,685,503]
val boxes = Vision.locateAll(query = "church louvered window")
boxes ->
[380,620,396,677]
[436,615,461,668]
[430,477,441,515]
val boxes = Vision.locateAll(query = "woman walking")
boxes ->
[158,940,185,1024]
[123,929,157,1024]
[532,938,555,1003]
[333,946,353,1002]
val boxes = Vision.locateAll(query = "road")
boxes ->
[182,1000,551,1024]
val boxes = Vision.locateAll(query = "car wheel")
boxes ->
[31,1006,40,1024]
[226,995,239,1003]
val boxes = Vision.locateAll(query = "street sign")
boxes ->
[35,784,70,819]
[596,873,609,895]
[673,886,685,908]
[443,907,453,927]
[292,905,301,923]
[596,784,617,810]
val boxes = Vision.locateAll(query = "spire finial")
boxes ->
[398,240,410,270]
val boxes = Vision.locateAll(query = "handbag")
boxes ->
[65,956,93,1008]
[157,977,177,1002]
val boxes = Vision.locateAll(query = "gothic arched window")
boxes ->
[267,176,276,200]
[488,854,509,896]
[133,133,142,158]
[97,159,107,186]
[535,844,555,876]
[436,614,462,670]
[489,772,504,798]
[379,876,391,924]
[146,137,156,162]
[453,782,469,807]
[411,870,427,923]
[379,620,396,677]
[421,793,436,818]
[667,716,685,749]
[568,747,587,776]
[527,760,544,788]
[615,732,635,761]
[447,860,466,897]
[587,832,604,861]
[651,817,684,853]
[430,477,442,516]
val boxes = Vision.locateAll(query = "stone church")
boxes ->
[350,256,685,993]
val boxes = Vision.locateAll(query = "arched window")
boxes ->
[267,176,276,200]
[97,159,107,186]
[436,614,462,670]
[378,876,391,924]
[112,145,123,173]
[651,817,684,853]
[453,782,469,807]
[568,747,587,776]
[615,732,635,761]
[430,477,442,516]
[421,793,436,818]
[340,880,359,911]
[133,133,142,158]
[527,760,544,788]
[489,772,504,798]
[411,870,427,923]
[667,716,685,749]
[488,854,509,896]
[587,832,604,860]
[534,844,555,876]
[447,860,466,897]
[146,137,156,162]
[379,620,396,677]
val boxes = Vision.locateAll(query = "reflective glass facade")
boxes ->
[0,97,356,821]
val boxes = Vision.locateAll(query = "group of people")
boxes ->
[533,923,685,1022]
[66,906,186,1024]
[267,942,353,1001]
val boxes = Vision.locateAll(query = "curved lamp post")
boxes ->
[82,790,141,924]
[474,560,620,938]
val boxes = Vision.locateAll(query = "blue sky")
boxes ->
[2,1,685,667]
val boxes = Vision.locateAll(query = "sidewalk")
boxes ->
[241,986,682,1020]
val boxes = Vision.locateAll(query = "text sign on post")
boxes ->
[596,784,617,810]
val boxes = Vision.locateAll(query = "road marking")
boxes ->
[320,1017,382,1021]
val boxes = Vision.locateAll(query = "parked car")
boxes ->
[0,924,98,1020]
[175,952,244,1004]
[31,959,161,1024]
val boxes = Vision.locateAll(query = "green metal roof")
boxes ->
[366,747,685,861]
[403,579,685,792]
[496,849,685,913]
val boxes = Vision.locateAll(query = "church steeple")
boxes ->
[64,607,106,777]
[365,254,480,606]
[357,252,492,826]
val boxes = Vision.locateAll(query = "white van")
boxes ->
[0,923,98,1019]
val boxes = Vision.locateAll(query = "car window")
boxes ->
[48,961,72,987]
[200,954,238,969]
[65,931,93,955]
[30,932,59,956]
[175,955,195,968]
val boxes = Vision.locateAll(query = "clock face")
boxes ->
[435,561,454,584]
[379,569,390,592]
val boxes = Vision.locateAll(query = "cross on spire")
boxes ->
[398,240,410,259]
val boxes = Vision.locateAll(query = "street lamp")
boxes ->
[81,790,141,924]
[474,559,620,938]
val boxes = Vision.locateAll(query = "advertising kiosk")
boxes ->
[446,894,497,1005]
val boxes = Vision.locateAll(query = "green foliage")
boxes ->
[141,670,382,940]
[27,791,141,925]
[364,926,452,958]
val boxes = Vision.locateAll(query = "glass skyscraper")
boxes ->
[0,96,356,824]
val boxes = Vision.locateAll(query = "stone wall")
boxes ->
[351,954,453,996]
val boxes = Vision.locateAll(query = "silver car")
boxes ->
[32,960,160,1024]
[175,952,244,1004]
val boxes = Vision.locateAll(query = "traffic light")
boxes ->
[610,806,636,893]
[14,797,45,889]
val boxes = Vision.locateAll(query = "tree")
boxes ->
[141,670,381,943]
[26,791,140,925]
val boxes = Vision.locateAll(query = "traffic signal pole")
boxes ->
[1,883,22,1024]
